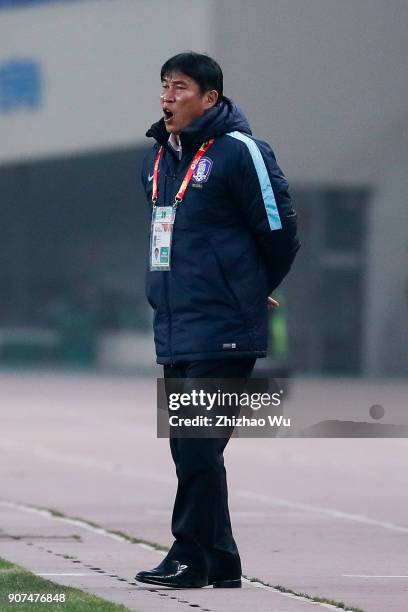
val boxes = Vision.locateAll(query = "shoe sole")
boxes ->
[135,576,207,589]
[135,576,242,589]
[211,578,242,588]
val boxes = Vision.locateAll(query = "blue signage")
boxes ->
[0,1,72,8]
[0,59,43,112]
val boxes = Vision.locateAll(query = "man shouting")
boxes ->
[136,51,300,589]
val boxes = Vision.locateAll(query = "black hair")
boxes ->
[160,51,223,99]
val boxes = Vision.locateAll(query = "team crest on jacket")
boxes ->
[192,157,213,183]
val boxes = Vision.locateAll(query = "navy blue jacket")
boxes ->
[142,98,300,365]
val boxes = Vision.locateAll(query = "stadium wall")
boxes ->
[1,0,407,375]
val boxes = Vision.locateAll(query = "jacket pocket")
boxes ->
[206,238,255,330]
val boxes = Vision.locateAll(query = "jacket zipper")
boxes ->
[162,148,191,365]
[163,155,177,365]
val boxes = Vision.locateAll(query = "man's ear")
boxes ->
[205,90,219,109]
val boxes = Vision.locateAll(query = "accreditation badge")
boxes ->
[150,205,175,271]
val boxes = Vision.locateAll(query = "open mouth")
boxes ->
[163,108,174,123]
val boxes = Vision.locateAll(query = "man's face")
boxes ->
[160,71,218,134]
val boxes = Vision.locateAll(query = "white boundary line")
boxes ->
[343,574,408,578]
[0,499,353,610]
[237,489,408,533]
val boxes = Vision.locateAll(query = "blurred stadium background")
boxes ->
[1,0,407,378]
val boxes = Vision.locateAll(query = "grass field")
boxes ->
[0,557,132,611]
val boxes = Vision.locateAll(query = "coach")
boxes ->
[136,51,300,589]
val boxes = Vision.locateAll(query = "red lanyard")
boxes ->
[152,139,215,205]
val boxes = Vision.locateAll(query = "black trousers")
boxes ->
[163,358,256,578]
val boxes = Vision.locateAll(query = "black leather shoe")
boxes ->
[135,558,208,588]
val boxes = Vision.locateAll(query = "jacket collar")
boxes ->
[146,97,252,153]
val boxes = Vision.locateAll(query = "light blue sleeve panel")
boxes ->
[227,131,282,230]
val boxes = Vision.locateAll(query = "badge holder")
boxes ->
[149,204,176,271]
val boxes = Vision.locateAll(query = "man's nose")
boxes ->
[161,92,175,104]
